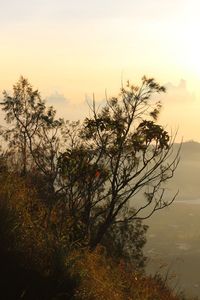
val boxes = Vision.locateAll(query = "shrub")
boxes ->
[66,246,182,300]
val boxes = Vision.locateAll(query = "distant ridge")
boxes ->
[168,140,200,201]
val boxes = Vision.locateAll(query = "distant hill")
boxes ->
[175,140,200,160]
[169,141,200,201]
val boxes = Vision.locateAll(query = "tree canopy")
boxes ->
[0,76,179,253]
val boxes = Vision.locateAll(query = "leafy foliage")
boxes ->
[0,76,182,299]
[101,218,148,269]
[1,76,64,180]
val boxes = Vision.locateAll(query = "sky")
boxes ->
[0,0,200,141]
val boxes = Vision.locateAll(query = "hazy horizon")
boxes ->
[0,0,200,141]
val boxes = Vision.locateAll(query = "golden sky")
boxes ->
[0,0,199,141]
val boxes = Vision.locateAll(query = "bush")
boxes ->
[101,218,148,270]
[0,173,75,299]
[0,172,195,299]
[66,246,183,300]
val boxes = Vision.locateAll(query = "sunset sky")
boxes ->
[0,0,199,141]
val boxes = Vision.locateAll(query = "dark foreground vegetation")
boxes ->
[0,76,193,299]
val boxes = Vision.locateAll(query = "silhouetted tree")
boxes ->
[58,77,180,249]
[102,215,148,269]
[0,76,179,254]
[1,76,64,194]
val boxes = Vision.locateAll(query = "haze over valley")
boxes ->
[145,141,200,297]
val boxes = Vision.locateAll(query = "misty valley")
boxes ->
[145,141,200,298]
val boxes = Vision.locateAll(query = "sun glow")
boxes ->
[178,4,200,78]
[182,27,200,77]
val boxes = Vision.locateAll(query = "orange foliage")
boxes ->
[0,174,71,275]
[66,246,181,300]
[0,174,194,299]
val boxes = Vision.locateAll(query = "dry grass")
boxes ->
[66,246,182,300]
[0,173,196,299]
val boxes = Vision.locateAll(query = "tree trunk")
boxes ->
[89,219,112,250]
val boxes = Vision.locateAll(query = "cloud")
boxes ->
[52,0,187,22]
[162,79,195,103]
[46,91,89,121]
[0,0,187,25]
[46,91,69,105]
[158,79,199,142]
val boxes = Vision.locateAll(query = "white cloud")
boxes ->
[163,79,195,103]
[46,91,68,105]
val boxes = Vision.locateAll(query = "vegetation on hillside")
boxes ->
[0,76,187,299]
